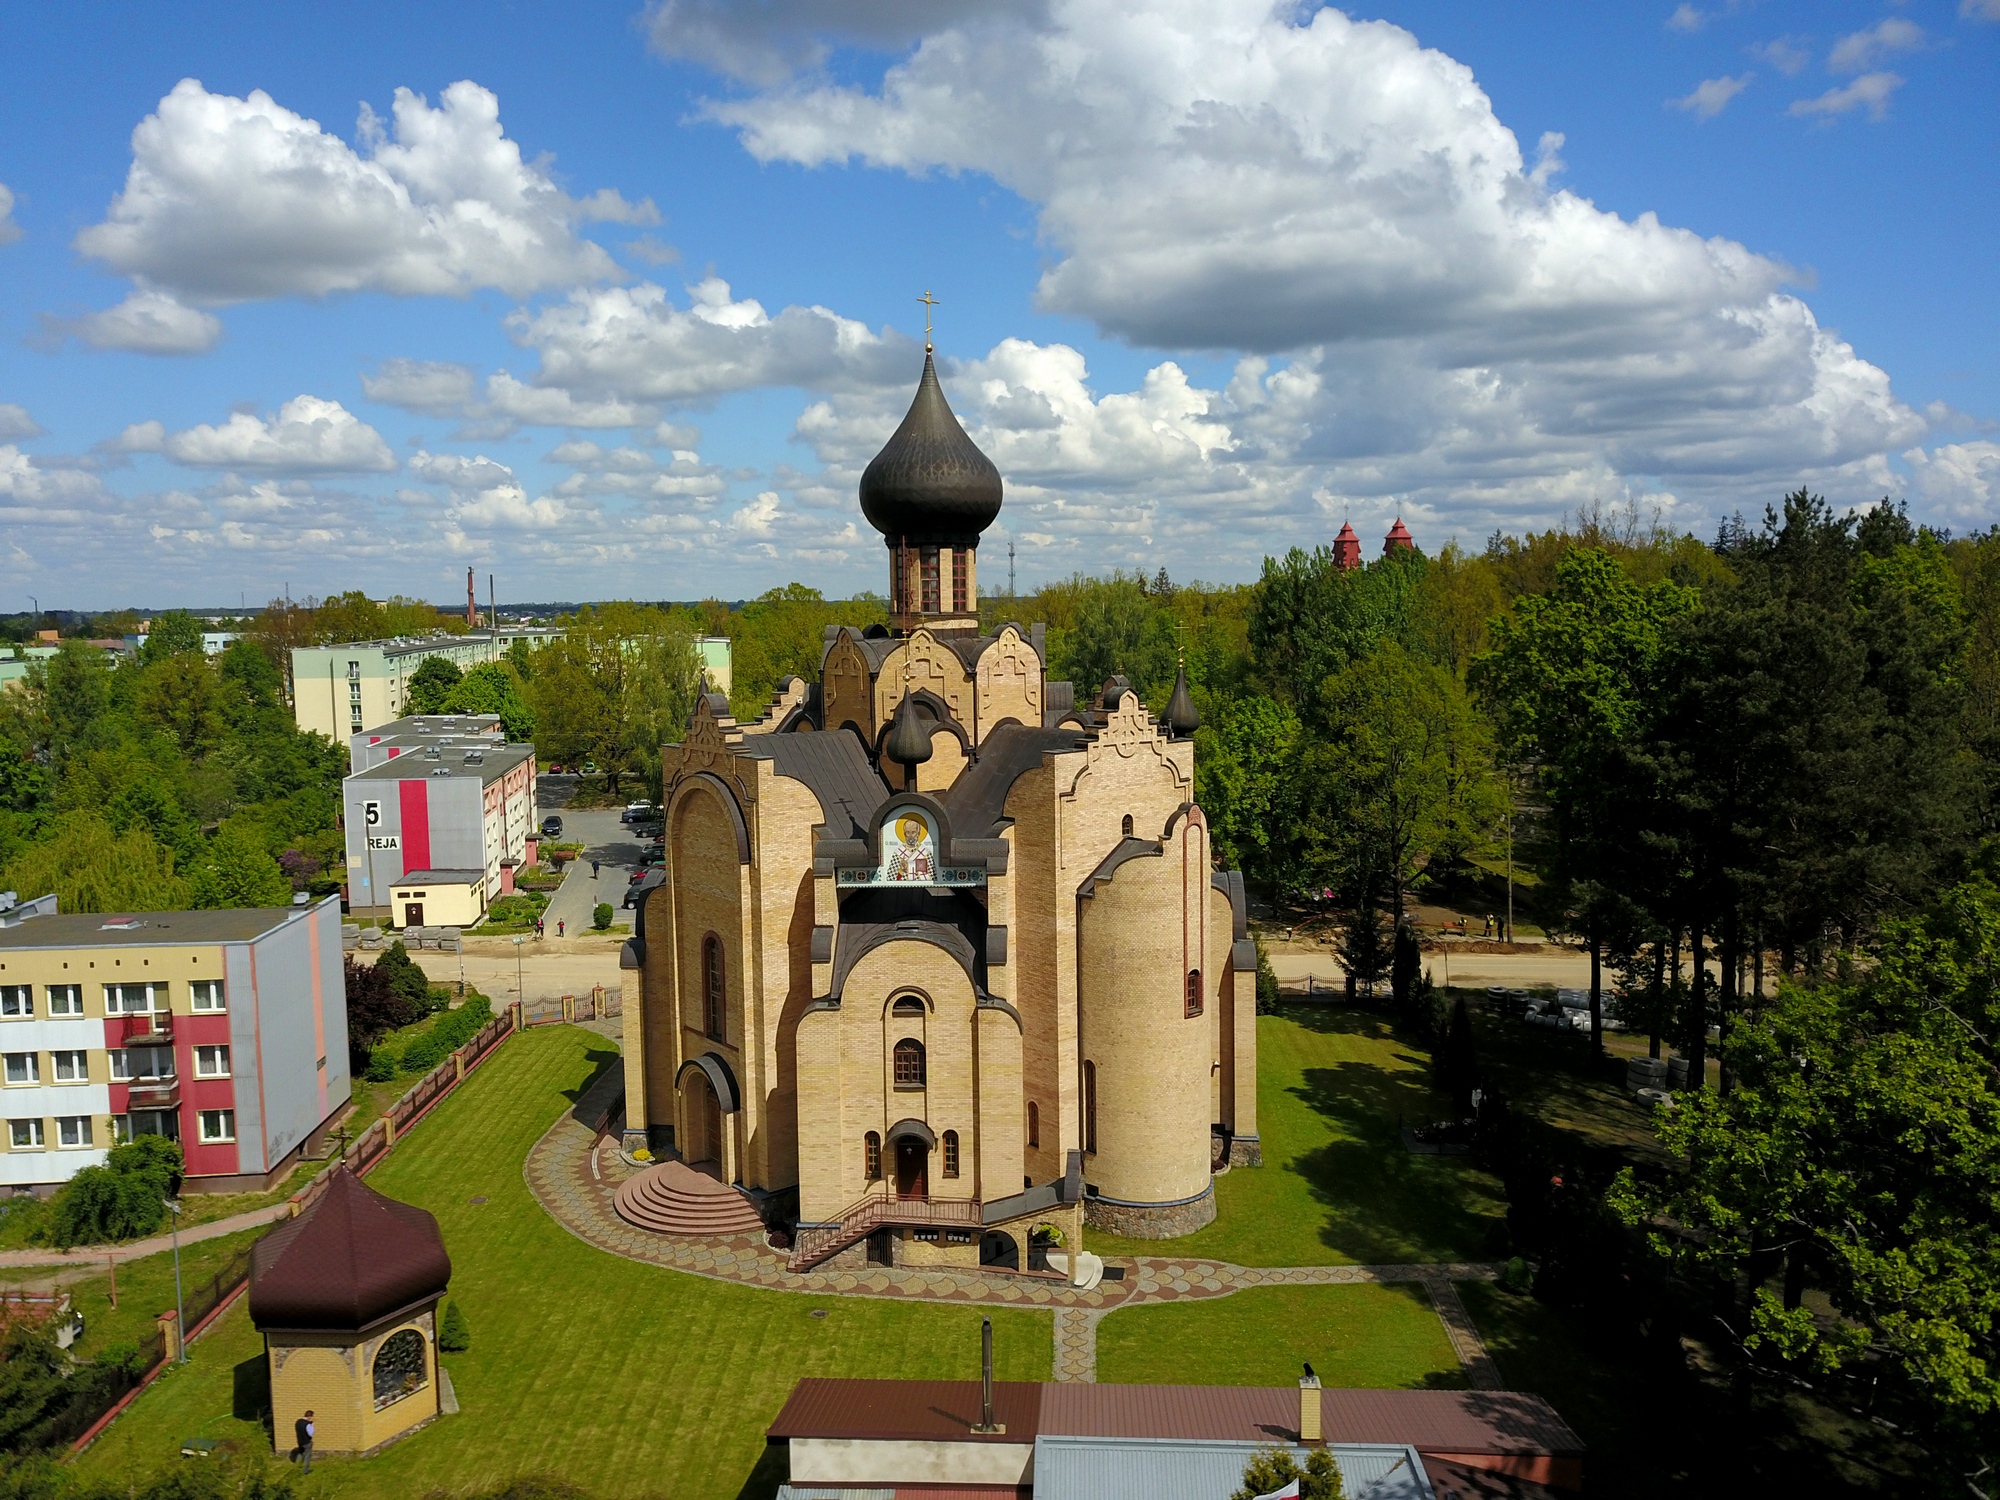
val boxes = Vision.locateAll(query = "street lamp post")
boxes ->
[513,935,527,1016]
[165,1197,187,1363]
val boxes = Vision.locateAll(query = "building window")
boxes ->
[942,1130,960,1178]
[4,1053,39,1085]
[9,1118,44,1148]
[198,1109,235,1143]
[111,1047,172,1082]
[372,1328,428,1409]
[51,1050,87,1083]
[891,994,925,1016]
[1121,814,1133,838]
[864,1130,882,1181]
[952,550,969,613]
[190,981,225,1013]
[103,983,158,1015]
[56,1116,93,1149]
[893,1039,926,1089]
[1027,1101,1039,1148]
[1185,969,1204,1019]
[0,986,30,1018]
[1084,1060,1098,1155]
[703,934,726,1042]
[194,1045,231,1078]
[920,547,941,613]
[45,986,81,1017]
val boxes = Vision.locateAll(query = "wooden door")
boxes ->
[894,1137,927,1199]
[403,902,424,928]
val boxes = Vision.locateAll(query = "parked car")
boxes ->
[540,815,563,838]
[621,802,656,824]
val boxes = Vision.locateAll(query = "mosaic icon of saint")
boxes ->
[884,813,936,882]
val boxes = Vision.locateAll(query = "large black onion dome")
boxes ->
[886,690,934,769]
[1164,665,1201,737]
[860,354,1002,542]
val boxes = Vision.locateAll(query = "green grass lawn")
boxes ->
[1086,1006,1506,1266]
[1095,1283,1467,1390]
[74,1026,1052,1500]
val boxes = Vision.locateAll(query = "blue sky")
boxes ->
[1,0,1995,609]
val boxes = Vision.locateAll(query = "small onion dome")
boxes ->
[1384,518,1415,555]
[1332,521,1362,570]
[859,353,1003,542]
[886,690,934,770]
[1164,665,1201,737]
[248,1167,450,1333]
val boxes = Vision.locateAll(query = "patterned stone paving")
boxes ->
[524,1104,1508,1383]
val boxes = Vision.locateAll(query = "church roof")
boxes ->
[945,721,1090,836]
[248,1168,450,1333]
[859,353,1003,543]
[741,729,887,839]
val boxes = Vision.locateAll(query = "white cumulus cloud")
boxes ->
[0,404,42,441]
[1666,5,1706,34]
[62,289,223,354]
[1672,74,1754,120]
[1827,18,1925,73]
[1750,38,1811,77]
[163,395,398,474]
[75,78,649,309]
[0,183,20,246]
[1790,72,1904,122]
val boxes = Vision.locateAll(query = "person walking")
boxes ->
[557,918,565,938]
[294,1411,315,1472]
[592,859,600,879]
[534,915,545,939]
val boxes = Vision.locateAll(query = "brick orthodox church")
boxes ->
[617,348,1259,1271]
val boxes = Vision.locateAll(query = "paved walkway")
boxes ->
[0,1201,293,1270]
[523,1100,1507,1384]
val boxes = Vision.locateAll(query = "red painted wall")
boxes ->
[399,777,432,873]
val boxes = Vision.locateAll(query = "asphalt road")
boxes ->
[541,805,655,936]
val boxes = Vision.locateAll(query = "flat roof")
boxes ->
[356,714,503,739]
[768,1381,1584,1459]
[347,742,535,784]
[295,628,559,655]
[392,870,486,886]
[0,902,326,951]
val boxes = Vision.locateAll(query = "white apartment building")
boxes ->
[290,629,561,740]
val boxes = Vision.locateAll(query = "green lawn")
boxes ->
[1095,1283,1467,1390]
[1086,1007,1506,1266]
[74,1027,1051,1500]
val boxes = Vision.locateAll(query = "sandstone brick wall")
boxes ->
[266,1305,438,1456]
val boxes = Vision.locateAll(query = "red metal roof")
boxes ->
[770,1381,1581,1460]
[248,1167,451,1333]
[767,1380,1043,1443]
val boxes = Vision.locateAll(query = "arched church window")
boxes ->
[1084,1061,1098,1155]
[893,1039,926,1089]
[921,547,942,613]
[942,1130,960,1178]
[703,934,725,1041]
[1121,814,1134,837]
[865,1131,882,1181]
[372,1328,428,1409]
[1186,968,1204,1019]
[892,994,926,1016]
[1027,1101,1039,1148]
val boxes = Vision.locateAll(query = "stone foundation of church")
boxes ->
[1083,1183,1216,1239]
[1227,1134,1263,1168]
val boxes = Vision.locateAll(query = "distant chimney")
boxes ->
[1299,1366,1322,1444]
[467,567,478,628]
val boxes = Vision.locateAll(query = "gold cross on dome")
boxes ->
[918,289,940,351]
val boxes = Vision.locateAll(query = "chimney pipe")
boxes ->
[1299,1366,1322,1444]
[971,1315,1004,1433]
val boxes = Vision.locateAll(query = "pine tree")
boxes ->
[438,1300,470,1353]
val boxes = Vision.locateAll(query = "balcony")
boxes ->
[119,1013,173,1045]
[126,1078,181,1111]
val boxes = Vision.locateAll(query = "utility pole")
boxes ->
[1008,540,1016,599]
[489,574,497,632]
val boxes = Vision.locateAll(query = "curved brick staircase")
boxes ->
[613,1159,767,1237]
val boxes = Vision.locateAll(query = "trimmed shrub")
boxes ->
[438,1300,470,1353]
[592,903,613,931]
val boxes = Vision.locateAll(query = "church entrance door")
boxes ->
[893,1137,927,1199]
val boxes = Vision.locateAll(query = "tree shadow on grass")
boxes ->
[559,1046,622,1106]
[1274,1006,1505,1264]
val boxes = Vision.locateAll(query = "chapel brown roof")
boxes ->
[248,1167,451,1333]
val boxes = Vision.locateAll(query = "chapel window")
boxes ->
[1027,1101,1039,1148]
[1186,969,1204,1019]
[893,1039,926,1089]
[942,1130,960,1178]
[372,1328,428,1409]
[952,550,969,613]
[1084,1061,1098,1155]
[865,1131,883,1181]
[892,995,926,1016]
[920,548,942,613]
[703,934,725,1042]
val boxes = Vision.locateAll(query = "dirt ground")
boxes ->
[365,935,629,1008]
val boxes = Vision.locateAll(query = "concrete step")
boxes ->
[613,1160,765,1237]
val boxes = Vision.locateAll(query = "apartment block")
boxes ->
[0,898,349,1194]
[290,629,561,740]
[343,743,537,924]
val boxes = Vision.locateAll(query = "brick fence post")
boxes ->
[157,1310,181,1364]
[383,1115,398,1148]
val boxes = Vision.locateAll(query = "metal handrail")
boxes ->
[788,1189,981,1271]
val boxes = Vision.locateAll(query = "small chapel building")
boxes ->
[619,350,1259,1269]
